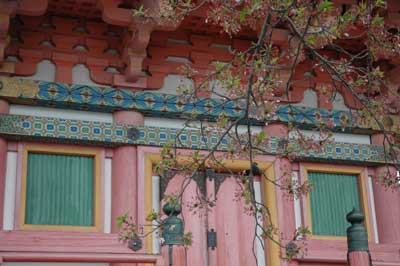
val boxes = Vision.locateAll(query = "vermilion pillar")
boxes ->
[111,110,144,232]
[264,123,298,266]
[111,111,144,266]
[371,134,400,244]
[0,99,9,230]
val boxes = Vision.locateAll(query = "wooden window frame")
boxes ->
[20,144,102,232]
[302,164,372,240]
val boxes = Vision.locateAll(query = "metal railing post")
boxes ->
[346,208,372,266]
[161,202,185,266]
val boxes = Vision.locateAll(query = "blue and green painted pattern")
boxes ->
[0,114,230,150]
[0,113,386,164]
[0,77,363,130]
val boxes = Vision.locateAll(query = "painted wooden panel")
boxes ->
[214,177,257,266]
[163,174,207,266]
[300,263,345,266]
[0,231,145,254]
[3,151,17,230]
[152,175,161,254]
[367,176,379,244]
[103,158,112,234]
[308,172,360,236]
[25,153,94,226]
[2,262,110,266]
[254,181,266,266]
[289,130,371,145]
[10,105,113,123]
[0,137,7,230]
[290,239,400,264]
[292,172,302,231]
[162,174,260,266]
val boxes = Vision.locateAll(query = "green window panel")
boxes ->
[25,152,94,226]
[308,172,361,236]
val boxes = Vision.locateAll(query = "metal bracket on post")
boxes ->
[161,202,184,266]
[160,170,177,200]
[207,229,217,250]
[168,245,173,266]
[192,170,207,196]
[162,202,184,245]
[128,237,142,251]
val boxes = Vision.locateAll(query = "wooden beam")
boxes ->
[0,252,164,264]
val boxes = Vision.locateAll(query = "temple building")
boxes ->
[0,1,399,266]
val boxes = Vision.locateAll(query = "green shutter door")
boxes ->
[25,153,94,226]
[308,172,361,236]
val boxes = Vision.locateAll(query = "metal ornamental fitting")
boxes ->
[346,208,369,252]
[161,202,184,245]
[128,237,142,251]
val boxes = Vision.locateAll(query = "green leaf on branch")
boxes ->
[146,211,160,222]
[305,36,317,47]
[372,14,384,26]
[132,4,146,17]
[372,67,385,78]
[117,212,129,229]
[182,232,193,247]
[239,8,250,22]
[255,131,267,144]
[375,0,385,7]
[317,0,334,12]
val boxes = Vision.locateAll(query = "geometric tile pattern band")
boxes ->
[0,114,387,164]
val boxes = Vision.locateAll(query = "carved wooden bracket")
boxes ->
[0,2,15,72]
[99,0,164,84]
[0,0,47,72]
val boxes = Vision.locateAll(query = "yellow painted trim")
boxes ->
[303,165,372,241]
[0,61,15,73]
[262,165,280,266]
[20,144,102,232]
[144,153,159,253]
[143,153,280,266]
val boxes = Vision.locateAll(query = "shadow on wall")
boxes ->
[146,74,194,94]
[18,61,104,87]
[19,60,56,82]
[72,64,103,86]
[293,89,318,108]
[293,88,349,110]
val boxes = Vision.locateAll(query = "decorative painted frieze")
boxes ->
[1,77,396,133]
[0,113,387,164]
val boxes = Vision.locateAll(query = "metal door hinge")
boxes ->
[207,229,217,250]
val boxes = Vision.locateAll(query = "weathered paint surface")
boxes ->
[0,2,399,266]
[2,262,109,266]
[214,177,257,266]
[372,166,400,244]
[348,251,371,266]
[163,173,207,266]
[0,99,9,229]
